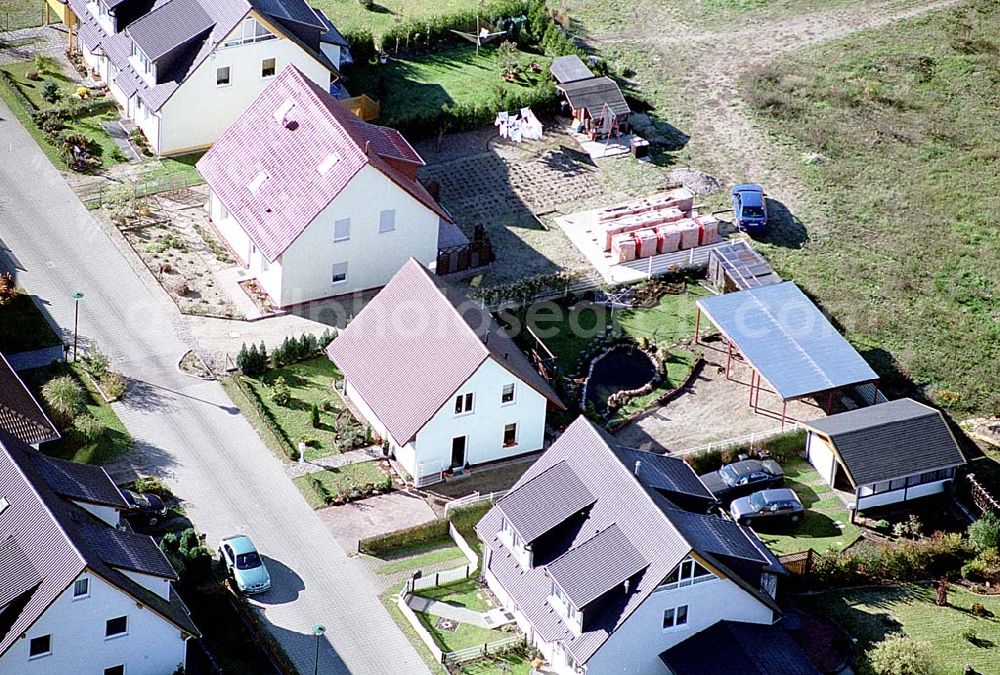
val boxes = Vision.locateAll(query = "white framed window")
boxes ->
[501,383,515,404]
[224,17,277,47]
[454,392,474,415]
[261,57,276,78]
[105,615,128,639]
[503,423,517,447]
[663,605,689,630]
[331,262,348,284]
[379,209,396,233]
[216,66,231,86]
[219,202,229,220]
[104,666,125,675]
[658,557,714,591]
[28,634,51,659]
[73,577,90,598]
[333,218,351,242]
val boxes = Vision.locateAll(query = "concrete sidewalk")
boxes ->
[0,96,428,675]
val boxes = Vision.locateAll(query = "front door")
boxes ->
[450,436,467,469]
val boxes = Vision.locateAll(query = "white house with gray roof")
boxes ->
[800,398,966,511]
[327,259,564,487]
[477,417,790,675]
[0,430,198,674]
[66,0,347,155]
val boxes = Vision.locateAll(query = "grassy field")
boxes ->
[0,293,62,353]
[742,0,1000,415]
[241,357,366,462]
[457,653,531,675]
[800,584,1000,674]
[21,362,133,465]
[293,462,391,509]
[415,577,493,612]
[751,457,860,556]
[348,43,552,127]
[311,0,479,38]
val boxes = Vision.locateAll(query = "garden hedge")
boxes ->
[375,0,531,53]
[358,500,494,556]
[683,430,806,475]
[0,70,38,112]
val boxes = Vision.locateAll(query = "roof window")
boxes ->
[248,170,269,194]
[0,497,8,515]
[317,153,340,176]
[273,99,296,126]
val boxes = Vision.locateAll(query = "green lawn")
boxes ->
[414,577,493,613]
[311,0,479,38]
[293,462,391,509]
[525,285,708,374]
[751,457,860,556]
[375,544,467,575]
[0,293,62,354]
[348,43,553,128]
[0,1,42,30]
[416,609,511,653]
[142,151,207,182]
[381,584,448,674]
[743,0,1000,416]
[0,60,125,170]
[800,584,1000,675]
[21,362,133,465]
[241,357,366,461]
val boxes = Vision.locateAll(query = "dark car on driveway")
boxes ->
[699,458,784,504]
[730,488,804,526]
[122,489,167,527]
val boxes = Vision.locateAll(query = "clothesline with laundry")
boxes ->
[494,107,544,142]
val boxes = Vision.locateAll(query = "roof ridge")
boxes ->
[412,260,492,364]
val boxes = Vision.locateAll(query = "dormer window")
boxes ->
[248,170,268,194]
[549,581,582,633]
[499,517,531,568]
[131,42,154,81]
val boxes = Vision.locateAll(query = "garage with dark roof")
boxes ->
[799,398,965,512]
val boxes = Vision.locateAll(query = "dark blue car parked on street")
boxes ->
[731,184,768,233]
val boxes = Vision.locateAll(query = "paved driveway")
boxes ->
[0,98,428,675]
[317,491,438,552]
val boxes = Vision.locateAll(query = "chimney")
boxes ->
[364,140,371,155]
[484,329,490,346]
[634,460,641,477]
[503,352,509,360]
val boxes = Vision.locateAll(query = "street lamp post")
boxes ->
[312,624,326,675]
[70,291,84,362]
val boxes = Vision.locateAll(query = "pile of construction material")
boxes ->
[599,187,722,263]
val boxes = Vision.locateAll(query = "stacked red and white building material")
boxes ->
[597,187,722,263]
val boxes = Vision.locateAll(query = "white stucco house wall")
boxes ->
[800,398,965,512]
[67,0,347,156]
[198,66,458,307]
[0,434,198,674]
[477,418,798,675]
[327,259,564,487]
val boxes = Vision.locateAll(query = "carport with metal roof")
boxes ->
[694,281,879,427]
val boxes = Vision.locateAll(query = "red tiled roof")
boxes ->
[0,353,58,446]
[327,259,563,445]
[197,66,451,262]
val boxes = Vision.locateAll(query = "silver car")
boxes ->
[729,488,804,526]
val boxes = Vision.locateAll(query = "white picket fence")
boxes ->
[444,490,509,516]
[679,426,792,455]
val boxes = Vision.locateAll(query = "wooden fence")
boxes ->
[79,170,204,209]
[778,549,815,576]
[442,635,526,666]
[966,473,1000,515]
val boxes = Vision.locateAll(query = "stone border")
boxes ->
[606,357,705,433]
[579,341,661,411]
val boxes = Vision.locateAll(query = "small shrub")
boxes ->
[970,602,992,618]
[358,0,374,8]
[42,375,85,427]
[40,79,60,104]
[72,414,105,441]
[132,476,173,500]
[33,54,56,74]
[81,348,110,379]
[0,273,16,306]
[101,371,127,400]
[310,403,321,428]
[865,634,932,675]
[961,627,977,643]
[270,376,292,406]
[892,521,909,539]
[961,547,1000,583]
[25,69,40,81]
[873,519,891,533]
[968,511,1000,552]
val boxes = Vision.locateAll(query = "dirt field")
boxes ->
[614,339,827,452]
